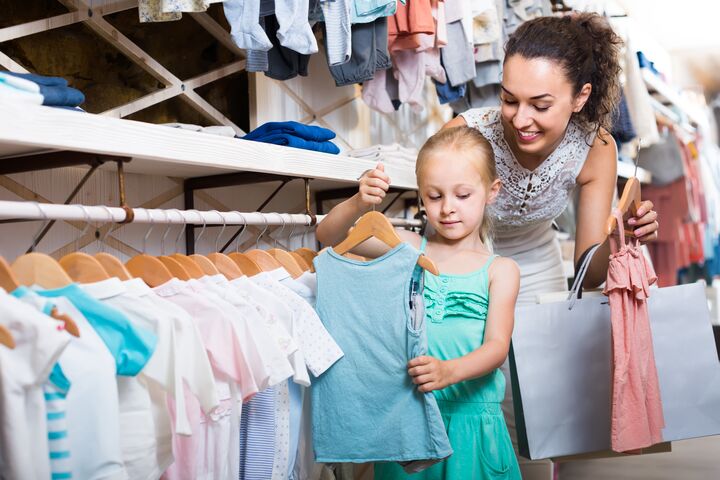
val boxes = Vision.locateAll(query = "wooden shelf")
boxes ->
[0,102,418,189]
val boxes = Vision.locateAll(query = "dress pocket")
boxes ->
[478,415,514,478]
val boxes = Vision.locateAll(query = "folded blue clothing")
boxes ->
[4,71,68,88]
[39,85,85,107]
[247,134,340,154]
[244,121,336,142]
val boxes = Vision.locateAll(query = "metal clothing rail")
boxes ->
[0,201,424,228]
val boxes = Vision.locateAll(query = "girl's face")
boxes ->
[418,151,500,243]
[500,55,591,159]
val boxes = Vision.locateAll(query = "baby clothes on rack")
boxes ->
[0,290,72,480]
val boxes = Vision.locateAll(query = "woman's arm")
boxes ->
[575,131,658,288]
[408,257,520,391]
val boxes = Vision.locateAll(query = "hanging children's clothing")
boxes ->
[374,238,520,480]
[0,290,72,480]
[604,210,665,453]
[312,243,452,466]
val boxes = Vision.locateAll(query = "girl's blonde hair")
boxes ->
[415,126,497,248]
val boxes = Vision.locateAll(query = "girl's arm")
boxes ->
[408,257,520,392]
[575,130,658,288]
[315,163,419,257]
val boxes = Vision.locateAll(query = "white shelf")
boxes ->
[0,101,418,189]
[642,70,705,128]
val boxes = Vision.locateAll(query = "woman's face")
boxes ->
[500,55,591,159]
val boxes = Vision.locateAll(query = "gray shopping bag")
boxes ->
[510,245,720,459]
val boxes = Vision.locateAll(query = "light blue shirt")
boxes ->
[311,243,452,463]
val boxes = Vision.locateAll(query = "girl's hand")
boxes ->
[356,162,390,210]
[408,356,455,393]
[627,200,659,243]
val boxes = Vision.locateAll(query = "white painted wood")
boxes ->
[0,52,28,73]
[0,102,418,188]
[102,85,184,118]
[183,60,247,91]
[180,90,245,134]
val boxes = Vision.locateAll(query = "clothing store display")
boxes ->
[0,291,71,480]
[622,34,660,147]
[243,121,340,154]
[0,72,44,105]
[329,18,391,87]
[3,71,85,107]
[312,244,452,464]
[611,93,637,145]
[163,123,237,137]
[375,238,521,480]
[322,0,353,66]
[138,0,224,22]
[605,210,665,453]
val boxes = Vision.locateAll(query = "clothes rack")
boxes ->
[0,200,423,228]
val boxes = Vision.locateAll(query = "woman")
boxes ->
[443,12,659,480]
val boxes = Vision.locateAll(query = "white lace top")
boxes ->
[460,107,595,234]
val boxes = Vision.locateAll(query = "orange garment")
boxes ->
[388,0,435,51]
[604,210,665,453]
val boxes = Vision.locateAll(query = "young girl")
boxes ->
[316,126,521,480]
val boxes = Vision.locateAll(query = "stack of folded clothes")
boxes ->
[1,71,85,108]
[0,72,44,105]
[347,143,418,167]
[242,121,340,154]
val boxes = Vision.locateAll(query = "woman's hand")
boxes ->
[627,200,659,243]
[408,356,455,392]
[356,162,390,210]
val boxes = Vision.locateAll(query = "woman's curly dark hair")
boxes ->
[504,12,623,139]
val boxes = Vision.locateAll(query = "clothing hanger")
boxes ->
[225,215,262,276]
[126,209,175,287]
[606,145,643,237]
[93,206,132,280]
[267,213,305,278]
[12,202,74,289]
[294,247,317,266]
[59,206,112,283]
[156,210,202,279]
[189,210,222,276]
[334,211,439,275]
[240,214,281,273]
[0,256,20,292]
[203,211,242,279]
[284,218,310,272]
[0,324,15,349]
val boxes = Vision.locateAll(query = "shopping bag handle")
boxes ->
[566,243,602,309]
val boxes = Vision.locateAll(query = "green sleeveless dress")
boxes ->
[374,238,521,480]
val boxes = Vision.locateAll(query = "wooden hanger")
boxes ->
[228,252,262,276]
[290,251,311,271]
[245,250,283,272]
[294,247,317,266]
[606,177,641,236]
[126,254,174,287]
[0,256,20,292]
[334,211,439,275]
[207,252,243,279]
[0,324,15,349]
[94,253,132,281]
[7,255,80,337]
[12,252,74,289]
[168,254,204,279]
[158,256,191,280]
[269,248,305,278]
[190,254,221,276]
[59,252,112,283]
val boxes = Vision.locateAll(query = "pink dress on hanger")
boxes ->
[604,209,665,453]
